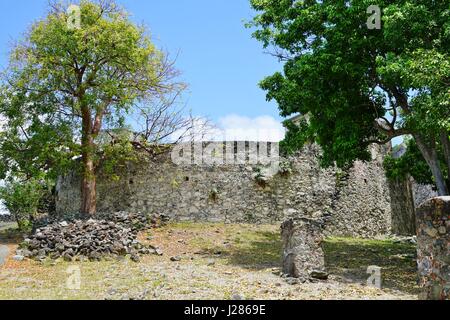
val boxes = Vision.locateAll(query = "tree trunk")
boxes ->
[81,155,96,216]
[415,135,449,196]
[440,131,450,189]
[80,107,97,216]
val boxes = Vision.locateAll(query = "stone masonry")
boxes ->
[56,142,394,238]
[416,197,450,300]
[281,218,327,280]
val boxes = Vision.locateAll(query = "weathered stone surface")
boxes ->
[0,215,13,223]
[416,197,450,300]
[414,184,439,209]
[388,175,440,236]
[21,212,165,261]
[388,177,416,236]
[0,245,9,266]
[56,143,393,238]
[281,218,326,281]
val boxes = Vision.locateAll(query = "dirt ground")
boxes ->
[0,222,418,300]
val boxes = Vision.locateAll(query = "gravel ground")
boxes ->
[0,222,418,300]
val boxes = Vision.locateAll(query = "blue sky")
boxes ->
[0,0,286,141]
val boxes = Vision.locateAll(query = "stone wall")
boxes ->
[387,175,440,236]
[413,183,439,208]
[416,197,450,300]
[0,214,13,223]
[388,177,416,236]
[56,143,393,238]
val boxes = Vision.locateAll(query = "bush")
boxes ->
[0,180,45,232]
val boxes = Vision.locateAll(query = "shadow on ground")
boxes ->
[214,230,283,270]
[165,223,282,271]
[201,227,419,295]
[0,223,23,245]
[323,238,419,295]
[1,221,419,296]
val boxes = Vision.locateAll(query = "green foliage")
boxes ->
[96,129,137,181]
[0,96,79,181]
[280,117,311,156]
[277,160,293,176]
[208,188,220,202]
[0,1,184,210]
[0,180,46,232]
[249,0,450,172]
[253,167,268,187]
[384,139,447,187]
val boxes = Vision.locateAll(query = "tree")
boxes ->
[0,179,45,231]
[0,0,188,215]
[384,138,449,190]
[249,0,450,195]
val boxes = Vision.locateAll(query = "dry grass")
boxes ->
[0,222,418,300]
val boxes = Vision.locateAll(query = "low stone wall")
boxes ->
[56,143,393,238]
[416,197,450,300]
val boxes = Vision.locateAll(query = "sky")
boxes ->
[0,0,286,142]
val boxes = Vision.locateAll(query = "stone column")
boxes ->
[281,218,328,281]
[416,197,450,300]
[388,176,416,236]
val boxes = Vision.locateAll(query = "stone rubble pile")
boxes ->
[0,214,13,223]
[33,211,168,231]
[17,212,168,262]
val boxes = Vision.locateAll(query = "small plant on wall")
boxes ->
[171,178,180,189]
[253,167,268,188]
[277,160,293,176]
[208,188,220,202]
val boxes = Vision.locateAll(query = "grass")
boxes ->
[0,222,419,300]
[0,222,24,245]
[0,259,162,300]
[323,237,419,294]
[178,223,282,269]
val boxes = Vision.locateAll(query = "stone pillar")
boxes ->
[416,197,450,300]
[281,218,328,281]
[388,176,416,236]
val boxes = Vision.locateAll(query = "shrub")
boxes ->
[0,180,45,232]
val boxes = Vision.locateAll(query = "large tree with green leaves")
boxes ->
[249,0,449,195]
[0,0,187,215]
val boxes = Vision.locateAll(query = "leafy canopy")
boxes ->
[0,0,180,182]
[249,0,449,169]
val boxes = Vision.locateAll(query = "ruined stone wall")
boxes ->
[0,214,13,223]
[413,183,439,208]
[56,143,392,238]
[416,197,450,300]
[387,175,440,236]
[388,177,416,236]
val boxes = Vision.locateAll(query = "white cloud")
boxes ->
[171,114,286,143]
[216,114,285,142]
[169,117,223,142]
